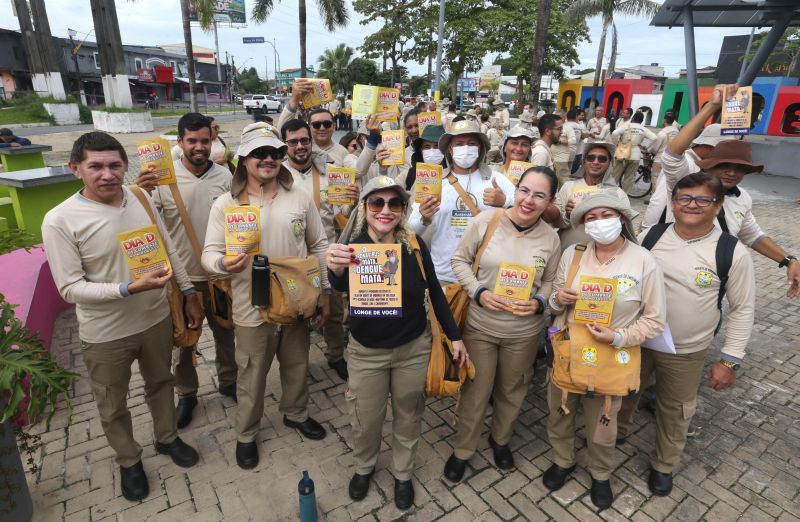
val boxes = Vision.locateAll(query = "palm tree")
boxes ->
[317,44,355,95]
[566,0,660,113]
[251,0,349,76]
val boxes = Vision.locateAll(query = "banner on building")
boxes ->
[189,0,246,25]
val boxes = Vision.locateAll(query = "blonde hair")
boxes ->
[347,200,416,254]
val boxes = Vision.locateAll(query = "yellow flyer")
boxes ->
[570,184,599,204]
[118,224,172,280]
[506,161,534,185]
[137,137,176,185]
[351,84,400,122]
[417,111,442,134]
[492,263,535,310]
[381,130,405,166]
[349,243,402,317]
[327,166,356,205]
[573,275,617,327]
[721,85,752,135]
[299,78,334,108]
[414,163,443,202]
[224,205,261,256]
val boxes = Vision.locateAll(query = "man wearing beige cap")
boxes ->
[202,122,332,470]
[493,99,510,130]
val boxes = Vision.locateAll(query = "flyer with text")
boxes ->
[224,205,261,256]
[381,130,406,166]
[137,137,176,185]
[721,85,752,135]
[349,243,403,317]
[573,275,617,327]
[327,166,356,205]
[118,224,172,280]
[505,161,534,185]
[351,84,400,121]
[299,78,334,108]
[492,262,535,310]
[570,184,599,204]
[414,163,443,202]
[417,111,442,134]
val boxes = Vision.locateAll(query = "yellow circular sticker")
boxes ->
[581,346,598,365]
[615,350,631,365]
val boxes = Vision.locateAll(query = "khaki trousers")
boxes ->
[546,380,621,480]
[651,162,663,192]
[321,290,346,363]
[554,162,572,187]
[617,348,708,473]
[81,315,177,467]
[174,281,237,397]
[233,322,311,442]
[612,159,639,193]
[453,322,537,459]
[345,329,431,480]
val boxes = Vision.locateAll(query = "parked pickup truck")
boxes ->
[243,94,282,114]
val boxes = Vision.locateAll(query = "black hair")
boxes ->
[253,113,273,124]
[608,114,618,133]
[416,101,427,111]
[452,115,466,122]
[664,111,676,124]
[518,166,558,198]
[177,112,212,138]
[308,108,334,121]
[403,108,420,123]
[449,103,456,111]
[623,107,634,115]
[69,131,128,164]
[672,172,725,202]
[339,131,358,148]
[0,128,13,137]
[538,114,562,137]
[281,118,311,140]
[632,111,645,124]
[566,109,578,121]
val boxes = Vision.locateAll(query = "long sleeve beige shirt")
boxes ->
[452,210,561,338]
[611,121,657,161]
[42,187,193,343]
[637,225,754,360]
[151,160,232,281]
[647,123,680,163]
[549,241,666,347]
[201,185,330,327]
[552,122,578,163]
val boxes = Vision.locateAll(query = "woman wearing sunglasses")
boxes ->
[326,176,467,510]
[444,166,561,482]
[544,141,633,252]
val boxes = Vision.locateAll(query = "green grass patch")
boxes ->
[0,95,57,125]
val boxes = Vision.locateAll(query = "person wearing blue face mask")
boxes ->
[408,119,516,286]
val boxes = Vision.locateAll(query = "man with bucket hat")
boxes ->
[201,122,332,470]
[493,98,510,130]
[408,119,516,284]
[650,84,799,299]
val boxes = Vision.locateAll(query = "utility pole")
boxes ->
[213,19,222,82]
[68,29,87,105]
[434,0,445,104]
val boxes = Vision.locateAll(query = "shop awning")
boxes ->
[174,77,204,85]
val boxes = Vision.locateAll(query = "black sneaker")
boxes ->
[328,358,349,381]
[348,471,373,501]
[175,396,198,429]
[120,461,149,501]
[154,436,199,468]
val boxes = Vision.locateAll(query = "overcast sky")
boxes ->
[1,0,750,80]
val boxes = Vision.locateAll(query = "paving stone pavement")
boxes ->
[23,177,800,521]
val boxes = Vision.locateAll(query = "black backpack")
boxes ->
[642,223,738,334]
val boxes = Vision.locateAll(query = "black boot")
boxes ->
[394,479,414,510]
[543,463,576,491]
[120,461,149,501]
[348,471,373,501]
[590,478,614,509]
[283,416,326,440]
[443,454,468,482]
[175,396,198,429]
[488,436,514,470]
[648,468,673,496]
[154,436,199,467]
[218,383,237,402]
[235,441,259,469]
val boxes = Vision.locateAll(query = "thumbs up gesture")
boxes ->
[483,177,507,207]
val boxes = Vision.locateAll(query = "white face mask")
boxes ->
[451,145,480,169]
[584,217,623,245]
[422,148,445,164]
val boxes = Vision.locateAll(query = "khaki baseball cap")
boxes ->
[236,122,286,157]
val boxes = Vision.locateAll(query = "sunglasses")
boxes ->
[367,196,404,213]
[249,147,285,160]
[285,137,311,147]
[311,121,334,129]
[585,154,609,163]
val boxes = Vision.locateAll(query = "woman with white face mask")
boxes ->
[544,189,666,510]
[395,124,447,192]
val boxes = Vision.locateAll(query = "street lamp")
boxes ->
[67,29,86,105]
[264,39,281,94]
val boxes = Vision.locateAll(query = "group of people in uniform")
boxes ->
[40,81,798,511]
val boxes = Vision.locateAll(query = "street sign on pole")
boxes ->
[243,37,265,44]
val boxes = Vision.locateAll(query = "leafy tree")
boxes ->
[317,44,355,95]
[441,0,494,99]
[408,75,430,96]
[377,66,410,88]
[741,28,800,78]
[251,0,349,76]
[349,57,382,86]
[566,0,660,112]
[238,67,264,94]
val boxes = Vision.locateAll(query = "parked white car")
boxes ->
[243,94,282,114]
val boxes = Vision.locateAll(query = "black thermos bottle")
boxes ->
[251,255,271,308]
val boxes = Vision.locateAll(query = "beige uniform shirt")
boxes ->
[554,178,629,252]
[284,158,352,243]
[531,140,554,169]
[42,187,193,343]
[611,121,657,161]
[638,225,754,360]
[317,141,349,167]
[551,122,578,163]
[201,186,330,327]
[452,210,561,338]
[152,160,232,281]
[549,241,666,347]
[648,123,680,164]
[587,117,607,139]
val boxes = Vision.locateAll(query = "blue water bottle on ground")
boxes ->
[298,470,317,522]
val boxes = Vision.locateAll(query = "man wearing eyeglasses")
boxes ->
[201,122,331,470]
[616,172,755,497]
[655,84,799,299]
[544,141,631,252]
[277,79,349,166]
[281,118,359,381]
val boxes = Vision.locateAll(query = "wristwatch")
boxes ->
[778,255,797,268]
[719,359,740,372]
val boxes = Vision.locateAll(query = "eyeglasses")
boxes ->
[515,187,550,202]
[285,138,311,147]
[673,195,717,207]
[585,154,609,163]
[311,121,333,129]
[249,147,285,160]
[367,196,404,213]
